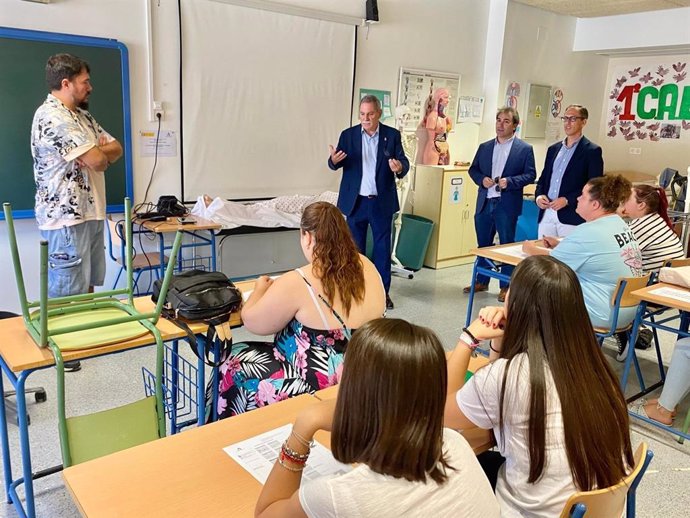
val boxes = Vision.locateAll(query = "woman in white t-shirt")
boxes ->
[444,256,634,518]
[255,318,500,518]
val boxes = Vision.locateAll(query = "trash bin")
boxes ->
[396,214,434,271]
[364,214,434,271]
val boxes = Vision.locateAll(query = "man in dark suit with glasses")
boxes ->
[464,107,536,302]
[535,104,604,238]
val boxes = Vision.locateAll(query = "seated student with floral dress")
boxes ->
[210,202,385,418]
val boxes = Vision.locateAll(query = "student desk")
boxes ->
[465,241,530,326]
[62,394,328,518]
[63,389,496,517]
[0,288,250,518]
[136,216,222,278]
[313,355,495,455]
[628,282,690,441]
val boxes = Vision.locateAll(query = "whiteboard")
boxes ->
[397,67,461,132]
[181,0,355,201]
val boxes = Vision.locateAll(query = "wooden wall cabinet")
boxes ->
[413,165,478,268]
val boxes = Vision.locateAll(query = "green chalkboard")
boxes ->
[0,27,132,219]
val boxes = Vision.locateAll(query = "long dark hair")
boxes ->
[498,256,633,490]
[331,319,452,483]
[300,202,364,316]
[633,184,673,229]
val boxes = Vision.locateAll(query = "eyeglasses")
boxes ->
[560,116,584,123]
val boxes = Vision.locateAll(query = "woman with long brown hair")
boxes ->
[210,201,385,418]
[255,319,500,517]
[445,256,634,518]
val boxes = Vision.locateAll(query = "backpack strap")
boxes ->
[162,307,232,368]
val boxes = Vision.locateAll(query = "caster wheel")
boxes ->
[35,390,47,403]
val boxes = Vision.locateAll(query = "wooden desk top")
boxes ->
[136,215,221,233]
[0,281,254,372]
[631,282,690,312]
[470,241,534,266]
[63,394,328,518]
[313,355,494,455]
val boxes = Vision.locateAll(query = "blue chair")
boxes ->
[106,215,167,295]
[559,443,654,517]
[593,274,651,392]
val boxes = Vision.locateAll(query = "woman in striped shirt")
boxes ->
[615,185,685,361]
[621,185,689,424]
[620,184,684,272]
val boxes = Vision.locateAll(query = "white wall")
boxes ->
[597,53,690,175]
[498,1,609,174]
[574,7,690,53]
[354,0,490,164]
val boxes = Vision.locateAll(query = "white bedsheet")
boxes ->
[190,192,339,230]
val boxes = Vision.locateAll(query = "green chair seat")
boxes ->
[49,307,150,350]
[66,396,160,465]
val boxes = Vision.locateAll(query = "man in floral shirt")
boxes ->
[31,54,123,370]
[32,53,122,297]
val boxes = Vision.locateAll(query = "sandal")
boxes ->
[642,398,677,418]
[630,402,674,426]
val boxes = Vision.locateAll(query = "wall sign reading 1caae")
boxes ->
[617,83,690,120]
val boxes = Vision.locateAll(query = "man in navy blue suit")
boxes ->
[535,104,603,238]
[328,95,409,309]
[464,107,536,301]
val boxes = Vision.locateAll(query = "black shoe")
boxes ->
[634,328,653,350]
[386,294,394,310]
[615,335,629,363]
[64,360,82,372]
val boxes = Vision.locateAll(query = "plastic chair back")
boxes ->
[593,274,651,336]
[558,443,653,518]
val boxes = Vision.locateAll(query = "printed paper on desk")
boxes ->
[495,244,548,260]
[648,286,690,304]
[224,423,351,484]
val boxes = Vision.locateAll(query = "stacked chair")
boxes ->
[3,198,182,467]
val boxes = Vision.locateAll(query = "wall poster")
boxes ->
[397,68,460,132]
[606,60,689,142]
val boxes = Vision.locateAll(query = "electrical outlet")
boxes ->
[629,147,641,155]
[152,101,164,122]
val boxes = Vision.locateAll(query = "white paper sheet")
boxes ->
[492,243,549,259]
[648,286,690,304]
[224,423,351,484]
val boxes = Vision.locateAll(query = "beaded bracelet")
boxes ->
[280,448,308,466]
[277,454,305,472]
[291,429,315,448]
[282,440,310,462]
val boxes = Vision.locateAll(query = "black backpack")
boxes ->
[152,270,242,367]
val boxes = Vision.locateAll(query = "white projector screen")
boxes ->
[181,0,356,201]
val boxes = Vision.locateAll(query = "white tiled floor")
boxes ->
[1,262,688,517]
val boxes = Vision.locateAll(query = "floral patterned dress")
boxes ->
[210,269,351,419]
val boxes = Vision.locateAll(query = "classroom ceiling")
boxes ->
[512,0,690,17]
